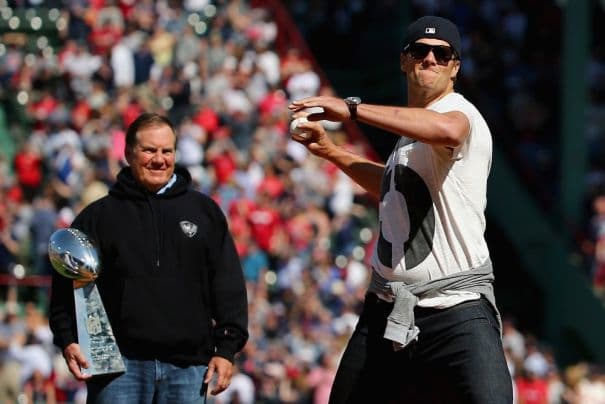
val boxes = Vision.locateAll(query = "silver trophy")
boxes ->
[49,228,126,376]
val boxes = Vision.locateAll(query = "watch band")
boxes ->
[348,103,357,120]
[345,97,361,121]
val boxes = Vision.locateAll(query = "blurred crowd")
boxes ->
[0,0,604,403]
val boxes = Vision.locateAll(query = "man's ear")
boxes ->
[124,148,133,165]
[400,53,410,74]
[450,60,461,81]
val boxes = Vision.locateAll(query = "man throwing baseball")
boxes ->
[289,16,513,403]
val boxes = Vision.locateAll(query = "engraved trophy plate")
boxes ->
[49,228,126,376]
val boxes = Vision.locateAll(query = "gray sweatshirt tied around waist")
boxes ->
[368,261,500,351]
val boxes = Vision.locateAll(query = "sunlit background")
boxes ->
[1,0,605,402]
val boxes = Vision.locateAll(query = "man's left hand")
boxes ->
[204,356,234,395]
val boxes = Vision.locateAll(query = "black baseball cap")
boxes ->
[402,16,461,59]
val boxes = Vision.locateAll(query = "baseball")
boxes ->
[290,117,310,138]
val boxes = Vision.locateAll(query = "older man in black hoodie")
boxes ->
[50,113,248,403]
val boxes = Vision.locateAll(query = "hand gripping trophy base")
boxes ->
[74,283,126,376]
[49,228,126,377]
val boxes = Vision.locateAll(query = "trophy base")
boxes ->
[74,284,127,376]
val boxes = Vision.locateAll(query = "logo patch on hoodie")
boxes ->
[180,221,198,238]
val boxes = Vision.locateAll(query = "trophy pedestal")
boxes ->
[74,283,126,376]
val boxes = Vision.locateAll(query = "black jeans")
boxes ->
[329,294,513,404]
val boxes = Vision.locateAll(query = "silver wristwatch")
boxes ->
[344,96,361,120]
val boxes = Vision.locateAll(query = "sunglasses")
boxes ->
[404,43,457,65]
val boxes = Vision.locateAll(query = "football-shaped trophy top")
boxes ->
[48,228,101,283]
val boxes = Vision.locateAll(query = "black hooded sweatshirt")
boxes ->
[49,166,248,365]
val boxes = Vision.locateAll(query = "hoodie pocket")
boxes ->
[120,276,211,348]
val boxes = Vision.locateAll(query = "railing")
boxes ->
[0,274,51,287]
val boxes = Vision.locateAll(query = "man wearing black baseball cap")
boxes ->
[403,15,462,58]
[289,15,512,403]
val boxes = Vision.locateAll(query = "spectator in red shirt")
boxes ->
[207,130,241,186]
[13,143,43,202]
[89,18,123,56]
[516,367,549,404]
[193,103,221,135]
[248,190,283,253]
[28,90,58,123]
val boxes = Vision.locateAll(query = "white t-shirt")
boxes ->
[371,92,492,308]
